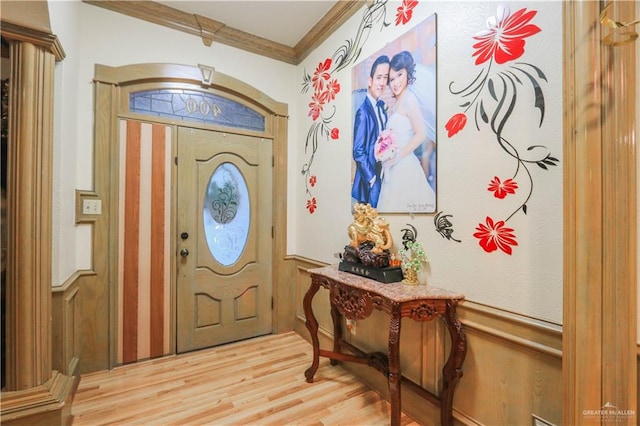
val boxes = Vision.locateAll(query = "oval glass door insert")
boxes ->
[203,162,250,266]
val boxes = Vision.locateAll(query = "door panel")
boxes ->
[177,127,272,353]
[117,120,172,364]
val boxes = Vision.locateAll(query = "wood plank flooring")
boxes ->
[72,332,419,425]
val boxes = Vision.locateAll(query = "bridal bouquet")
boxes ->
[375,129,396,183]
[374,129,397,162]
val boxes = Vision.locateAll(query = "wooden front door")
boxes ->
[176,127,273,353]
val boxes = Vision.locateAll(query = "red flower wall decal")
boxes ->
[308,93,324,121]
[307,59,342,122]
[312,58,332,92]
[395,0,419,26]
[447,6,558,253]
[306,197,317,214]
[472,6,541,65]
[445,113,467,138]
[487,176,518,199]
[301,56,343,213]
[473,216,518,255]
[323,79,341,103]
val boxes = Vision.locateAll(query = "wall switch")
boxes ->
[75,190,101,224]
[82,199,102,215]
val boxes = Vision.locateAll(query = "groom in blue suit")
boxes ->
[351,55,390,208]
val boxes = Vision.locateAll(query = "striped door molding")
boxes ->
[117,120,172,364]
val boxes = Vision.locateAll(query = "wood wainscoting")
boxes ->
[293,257,562,426]
[0,273,83,426]
[52,271,85,381]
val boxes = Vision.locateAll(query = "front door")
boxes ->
[176,127,273,353]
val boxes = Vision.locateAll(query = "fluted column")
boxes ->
[563,1,637,424]
[599,0,637,419]
[5,40,54,391]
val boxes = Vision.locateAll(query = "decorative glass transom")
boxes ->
[130,89,265,132]
[203,163,250,266]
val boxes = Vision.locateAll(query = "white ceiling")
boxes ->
[160,0,339,47]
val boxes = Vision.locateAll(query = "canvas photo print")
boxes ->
[350,13,437,214]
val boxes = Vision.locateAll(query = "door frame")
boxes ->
[90,63,289,369]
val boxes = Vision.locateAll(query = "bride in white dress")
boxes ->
[377,51,436,213]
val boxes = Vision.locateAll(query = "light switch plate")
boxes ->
[82,199,102,215]
[76,190,101,223]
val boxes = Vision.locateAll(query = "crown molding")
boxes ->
[82,0,364,65]
[294,1,365,63]
[0,20,65,61]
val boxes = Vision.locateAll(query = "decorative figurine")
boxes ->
[339,203,402,282]
[347,203,392,252]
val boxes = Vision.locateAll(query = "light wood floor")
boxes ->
[72,332,419,426]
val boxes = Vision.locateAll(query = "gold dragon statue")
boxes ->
[347,203,393,254]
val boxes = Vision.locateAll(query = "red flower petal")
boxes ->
[312,58,333,91]
[306,197,317,214]
[395,0,418,25]
[472,7,541,65]
[445,113,467,138]
[473,216,518,255]
[487,177,518,199]
[308,93,324,121]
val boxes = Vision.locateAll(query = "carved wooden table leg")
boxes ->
[303,279,321,383]
[440,301,467,426]
[330,302,341,366]
[388,303,402,426]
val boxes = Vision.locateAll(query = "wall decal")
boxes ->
[395,0,419,26]
[301,0,416,214]
[445,5,558,254]
[434,211,461,243]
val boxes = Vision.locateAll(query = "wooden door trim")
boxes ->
[94,63,287,117]
[90,63,289,371]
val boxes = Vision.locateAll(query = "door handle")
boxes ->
[180,248,189,257]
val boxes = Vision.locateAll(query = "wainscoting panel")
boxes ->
[117,120,172,364]
[456,305,562,425]
[52,272,83,378]
[293,257,562,426]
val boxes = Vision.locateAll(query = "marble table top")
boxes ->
[308,264,465,303]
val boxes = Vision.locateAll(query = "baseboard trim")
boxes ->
[0,370,78,426]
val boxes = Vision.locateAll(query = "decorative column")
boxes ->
[599,0,637,419]
[563,1,637,424]
[5,40,54,391]
[0,33,74,425]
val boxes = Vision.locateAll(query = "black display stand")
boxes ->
[338,261,404,283]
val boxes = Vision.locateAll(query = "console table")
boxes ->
[303,264,467,426]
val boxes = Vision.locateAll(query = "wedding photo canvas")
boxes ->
[350,13,437,214]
